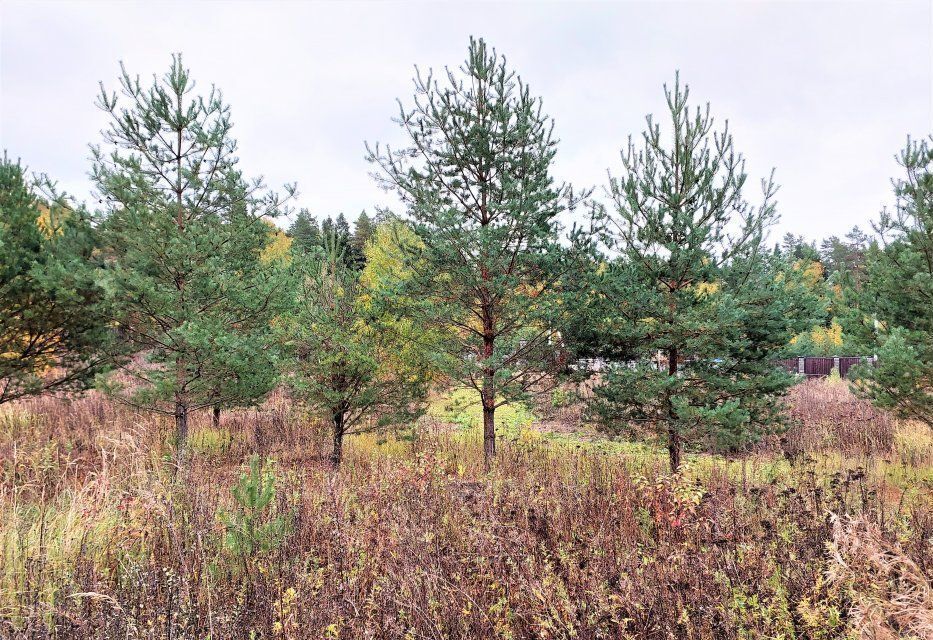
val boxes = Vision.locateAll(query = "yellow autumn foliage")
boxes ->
[790,318,845,353]
[260,222,293,265]
[792,259,824,288]
[35,203,65,238]
[693,280,721,297]
[811,319,844,350]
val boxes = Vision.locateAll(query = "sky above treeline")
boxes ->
[1,0,931,243]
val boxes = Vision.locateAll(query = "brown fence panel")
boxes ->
[838,356,862,378]
[773,356,874,378]
[804,357,834,377]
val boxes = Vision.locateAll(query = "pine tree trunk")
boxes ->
[667,347,682,472]
[174,400,188,462]
[331,411,345,468]
[173,125,188,468]
[482,395,496,463]
[212,404,221,429]
[667,423,682,472]
[481,322,496,464]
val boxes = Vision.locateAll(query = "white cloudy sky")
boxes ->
[2,0,931,243]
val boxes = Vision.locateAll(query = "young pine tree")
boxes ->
[592,75,805,471]
[280,236,430,466]
[367,38,581,462]
[855,137,933,425]
[0,155,113,404]
[207,220,293,432]
[92,55,292,457]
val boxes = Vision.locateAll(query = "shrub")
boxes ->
[218,455,287,560]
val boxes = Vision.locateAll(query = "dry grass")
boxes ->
[781,377,898,458]
[0,381,931,639]
[828,515,933,639]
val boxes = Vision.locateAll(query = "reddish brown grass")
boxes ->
[1,384,930,639]
[779,378,897,458]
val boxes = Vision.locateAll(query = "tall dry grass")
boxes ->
[0,382,931,639]
[781,377,897,457]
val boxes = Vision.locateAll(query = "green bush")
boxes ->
[550,388,573,408]
[218,456,287,559]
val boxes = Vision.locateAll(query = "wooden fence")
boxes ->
[774,356,875,379]
[575,356,876,380]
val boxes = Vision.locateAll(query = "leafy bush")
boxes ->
[550,388,573,409]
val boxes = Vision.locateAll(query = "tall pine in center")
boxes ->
[368,38,578,462]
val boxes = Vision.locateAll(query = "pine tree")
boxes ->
[779,233,820,263]
[208,221,292,432]
[335,213,351,245]
[350,210,375,268]
[288,208,321,254]
[0,155,113,404]
[320,216,335,242]
[855,137,933,425]
[591,74,804,471]
[92,55,293,457]
[367,38,582,462]
[279,237,430,466]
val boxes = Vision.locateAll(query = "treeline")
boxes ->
[287,209,375,269]
[2,40,931,472]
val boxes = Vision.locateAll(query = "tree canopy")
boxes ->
[854,137,933,425]
[0,155,113,405]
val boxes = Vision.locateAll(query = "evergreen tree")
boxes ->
[819,226,870,285]
[334,213,351,246]
[819,235,847,275]
[367,38,582,462]
[92,55,293,457]
[350,210,375,268]
[320,216,335,242]
[207,221,292,431]
[855,137,933,425]
[280,237,430,466]
[779,232,820,263]
[591,75,805,471]
[288,208,321,254]
[0,155,113,404]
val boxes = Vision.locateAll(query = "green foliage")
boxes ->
[367,37,585,459]
[786,318,849,357]
[91,55,291,446]
[351,210,375,263]
[855,137,933,426]
[288,208,322,254]
[0,155,113,405]
[589,74,807,469]
[777,233,821,263]
[219,455,287,557]
[288,209,369,268]
[279,238,431,464]
[550,388,573,408]
[819,226,871,286]
[428,387,535,432]
[359,220,447,384]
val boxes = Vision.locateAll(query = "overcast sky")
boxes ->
[2,0,931,243]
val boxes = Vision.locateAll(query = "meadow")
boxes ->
[1,378,931,639]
